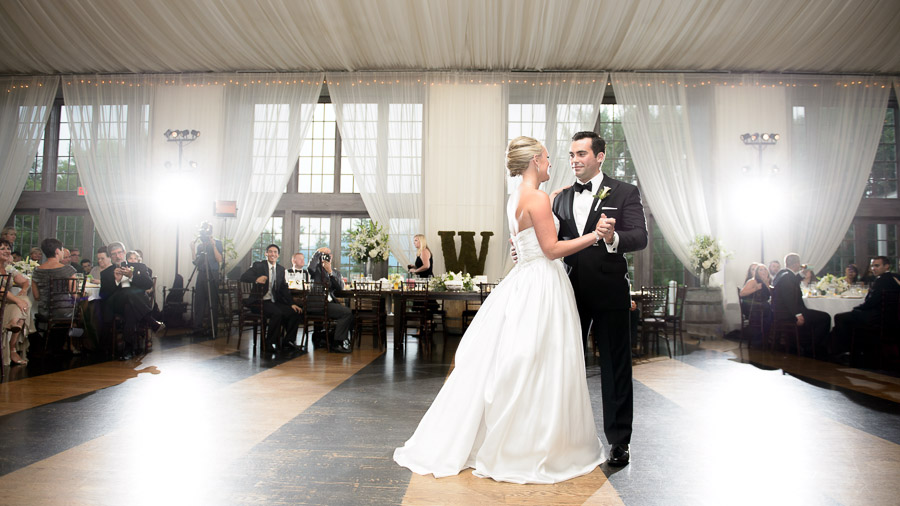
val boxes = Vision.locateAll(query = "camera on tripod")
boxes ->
[198,221,213,244]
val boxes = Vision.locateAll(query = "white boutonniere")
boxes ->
[593,186,612,201]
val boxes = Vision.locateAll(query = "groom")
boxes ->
[554,131,648,466]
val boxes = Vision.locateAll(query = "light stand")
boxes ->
[740,132,780,262]
[163,129,200,278]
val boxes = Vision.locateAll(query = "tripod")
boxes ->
[187,245,219,340]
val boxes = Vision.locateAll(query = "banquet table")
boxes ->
[803,295,863,328]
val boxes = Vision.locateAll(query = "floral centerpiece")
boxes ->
[430,271,475,292]
[12,258,39,276]
[688,234,730,287]
[388,273,405,289]
[815,274,848,295]
[345,221,391,271]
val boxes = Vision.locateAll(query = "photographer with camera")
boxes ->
[192,222,223,337]
[307,247,353,353]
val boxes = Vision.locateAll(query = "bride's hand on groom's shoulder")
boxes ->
[550,185,571,201]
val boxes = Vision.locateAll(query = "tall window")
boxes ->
[250,217,283,263]
[598,104,637,185]
[821,225,855,276]
[866,106,897,198]
[868,223,898,268]
[507,104,547,144]
[55,215,84,252]
[387,104,423,193]
[252,104,291,192]
[298,103,336,193]
[12,214,39,254]
[56,106,79,191]
[295,216,330,265]
[26,126,44,191]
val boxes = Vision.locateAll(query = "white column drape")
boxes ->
[62,73,322,298]
[0,76,59,227]
[327,72,426,268]
[613,73,890,326]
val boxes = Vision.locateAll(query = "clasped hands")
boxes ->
[596,213,616,244]
[113,265,134,283]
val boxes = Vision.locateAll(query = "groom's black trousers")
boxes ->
[580,307,633,445]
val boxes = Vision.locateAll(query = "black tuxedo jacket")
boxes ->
[240,261,293,306]
[552,174,648,311]
[99,262,153,300]
[855,272,900,317]
[772,268,804,318]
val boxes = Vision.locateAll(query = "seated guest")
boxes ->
[31,238,78,352]
[59,248,71,266]
[239,244,302,353]
[307,247,353,353]
[833,256,900,357]
[407,234,433,278]
[100,241,164,360]
[126,251,140,264]
[68,247,81,266]
[768,260,781,280]
[28,246,42,262]
[286,252,308,285]
[799,268,818,292]
[1,239,31,365]
[11,251,22,262]
[772,253,831,356]
[1,226,16,245]
[80,259,93,276]
[843,263,860,285]
[860,263,877,286]
[739,262,773,343]
[90,247,111,279]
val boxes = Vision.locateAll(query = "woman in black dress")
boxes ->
[739,263,773,343]
[407,234,433,278]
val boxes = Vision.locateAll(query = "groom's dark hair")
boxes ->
[573,131,606,157]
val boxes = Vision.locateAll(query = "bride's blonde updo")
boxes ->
[506,136,543,177]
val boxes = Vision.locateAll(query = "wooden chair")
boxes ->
[664,285,687,355]
[737,287,767,351]
[639,285,670,358]
[34,276,86,354]
[301,281,334,352]
[0,273,11,376]
[769,292,805,356]
[352,280,386,350]
[221,279,241,342]
[398,280,432,355]
[237,281,267,355]
[462,282,496,331]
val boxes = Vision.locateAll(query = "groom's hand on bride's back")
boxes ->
[509,238,518,264]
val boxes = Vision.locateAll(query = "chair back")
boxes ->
[401,279,429,317]
[239,281,266,310]
[640,285,668,318]
[880,288,900,330]
[737,287,750,325]
[45,277,86,321]
[0,273,11,325]
[303,281,330,317]
[352,281,382,313]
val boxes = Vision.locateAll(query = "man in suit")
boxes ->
[772,253,831,356]
[552,131,648,466]
[286,252,309,286]
[306,247,353,353]
[239,244,302,353]
[100,241,164,360]
[832,256,900,355]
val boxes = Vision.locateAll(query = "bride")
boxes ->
[393,136,605,484]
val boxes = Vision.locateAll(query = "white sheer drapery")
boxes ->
[327,72,425,269]
[62,73,322,298]
[0,76,59,227]
[613,73,891,325]
[328,72,607,279]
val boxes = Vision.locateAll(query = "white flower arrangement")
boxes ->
[816,274,849,295]
[689,234,730,282]
[12,258,39,276]
[429,271,475,292]
[388,273,404,289]
[345,221,391,263]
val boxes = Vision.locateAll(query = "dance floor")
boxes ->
[1,329,899,505]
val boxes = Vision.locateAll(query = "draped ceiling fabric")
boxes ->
[61,73,322,300]
[613,73,891,327]
[0,1,899,75]
[0,76,59,227]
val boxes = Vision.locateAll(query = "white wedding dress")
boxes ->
[393,191,603,484]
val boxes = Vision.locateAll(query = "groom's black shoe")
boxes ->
[608,444,630,466]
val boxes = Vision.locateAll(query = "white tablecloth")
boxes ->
[803,296,862,328]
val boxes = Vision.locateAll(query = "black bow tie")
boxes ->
[573,181,592,193]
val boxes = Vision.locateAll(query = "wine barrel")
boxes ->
[683,287,724,339]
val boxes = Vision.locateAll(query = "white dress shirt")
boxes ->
[572,173,619,253]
